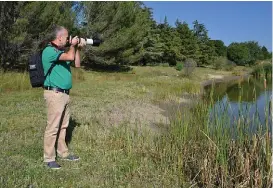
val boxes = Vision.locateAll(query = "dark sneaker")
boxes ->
[62,154,80,161]
[46,161,61,169]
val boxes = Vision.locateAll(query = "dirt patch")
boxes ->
[96,100,170,132]
[207,74,224,79]
[95,92,201,134]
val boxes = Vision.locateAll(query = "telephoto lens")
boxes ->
[85,38,101,46]
[66,36,102,47]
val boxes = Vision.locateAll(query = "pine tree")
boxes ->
[0,2,21,70]
[175,20,200,62]
[193,20,216,66]
[82,2,153,65]
[0,2,76,69]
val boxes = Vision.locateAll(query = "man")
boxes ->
[42,25,85,169]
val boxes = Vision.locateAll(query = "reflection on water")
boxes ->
[204,76,272,133]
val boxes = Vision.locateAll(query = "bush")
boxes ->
[182,59,197,77]
[214,57,236,71]
[214,57,225,70]
[175,63,183,71]
[224,61,236,71]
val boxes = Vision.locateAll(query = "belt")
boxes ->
[44,86,70,95]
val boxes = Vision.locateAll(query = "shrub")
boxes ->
[182,59,197,77]
[214,57,236,71]
[214,57,225,70]
[224,61,236,71]
[175,62,183,71]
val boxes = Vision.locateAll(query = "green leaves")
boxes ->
[0,1,269,69]
[0,2,76,70]
[227,41,266,66]
[82,2,153,65]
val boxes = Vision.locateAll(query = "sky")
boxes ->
[144,1,272,51]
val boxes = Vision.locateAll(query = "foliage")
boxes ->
[82,2,153,66]
[175,20,200,63]
[0,2,21,70]
[227,43,250,66]
[0,2,76,70]
[252,62,272,77]
[210,40,227,57]
[182,58,197,77]
[214,57,236,71]
[0,1,270,70]
[175,62,183,71]
[261,46,271,59]
[224,61,236,71]
[227,41,268,66]
[193,20,217,66]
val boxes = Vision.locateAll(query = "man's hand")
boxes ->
[71,36,79,46]
[78,38,86,48]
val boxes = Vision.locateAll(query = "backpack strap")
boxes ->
[43,43,59,79]
[44,62,56,78]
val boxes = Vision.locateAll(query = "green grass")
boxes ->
[0,66,270,187]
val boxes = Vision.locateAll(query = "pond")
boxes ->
[204,76,272,135]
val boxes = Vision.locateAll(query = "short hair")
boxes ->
[37,25,66,50]
[52,25,66,39]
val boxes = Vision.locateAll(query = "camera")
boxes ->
[66,36,102,47]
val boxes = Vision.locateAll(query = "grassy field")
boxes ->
[0,65,270,187]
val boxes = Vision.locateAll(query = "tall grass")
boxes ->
[191,80,272,186]
[0,70,32,92]
[0,68,85,93]
[252,62,272,78]
[0,66,270,187]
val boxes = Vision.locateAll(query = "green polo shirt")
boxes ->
[42,45,72,90]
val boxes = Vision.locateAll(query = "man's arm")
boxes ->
[59,46,76,61]
[74,38,86,67]
[59,36,78,61]
[74,47,81,68]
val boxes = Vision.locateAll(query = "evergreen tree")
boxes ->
[0,2,76,69]
[193,20,216,66]
[175,20,200,62]
[210,40,227,57]
[82,2,153,65]
[261,46,271,60]
[0,2,21,70]
[157,17,183,66]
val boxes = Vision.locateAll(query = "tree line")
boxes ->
[0,2,271,70]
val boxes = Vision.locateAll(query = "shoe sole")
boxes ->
[46,166,61,170]
[50,167,61,170]
[61,158,80,161]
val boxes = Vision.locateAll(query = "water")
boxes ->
[204,76,272,134]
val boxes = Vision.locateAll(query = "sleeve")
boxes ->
[46,47,64,62]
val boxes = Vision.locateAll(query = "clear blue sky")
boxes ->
[144,1,272,51]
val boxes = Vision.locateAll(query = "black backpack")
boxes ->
[28,51,55,88]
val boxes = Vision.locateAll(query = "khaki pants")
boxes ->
[43,90,70,162]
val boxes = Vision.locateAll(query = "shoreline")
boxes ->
[200,73,251,95]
